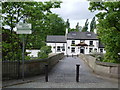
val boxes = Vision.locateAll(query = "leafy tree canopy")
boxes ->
[38,46,52,59]
[82,19,89,32]
[89,1,120,63]
[2,1,64,60]
[90,16,96,32]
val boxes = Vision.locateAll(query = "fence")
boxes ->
[2,53,64,81]
[2,60,20,80]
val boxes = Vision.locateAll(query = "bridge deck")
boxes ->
[3,56,118,88]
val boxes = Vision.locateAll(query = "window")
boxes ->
[72,40,75,44]
[89,48,93,53]
[71,47,75,53]
[100,49,103,53]
[57,46,61,52]
[62,48,65,51]
[94,48,97,52]
[62,46,65,51]
[89,41,93,45]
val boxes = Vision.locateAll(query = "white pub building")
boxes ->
[46,29,106,56]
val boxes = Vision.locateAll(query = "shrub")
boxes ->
[38,46,52,59]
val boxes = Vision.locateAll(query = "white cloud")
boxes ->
[36,0,98,28]
[51,0,97,28]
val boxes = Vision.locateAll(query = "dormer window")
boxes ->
[87,33,91,37]
[72,33,76,35]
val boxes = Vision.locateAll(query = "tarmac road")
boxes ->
[3,56,118,88]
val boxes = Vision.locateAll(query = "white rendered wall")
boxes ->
[47,43,67,55]
[66,40,99,55]
[85,40,99,54]
[47,40,105,55]
[66,40,80,55]
[26,49,40,57]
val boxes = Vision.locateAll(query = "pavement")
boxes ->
[2,56,119,88]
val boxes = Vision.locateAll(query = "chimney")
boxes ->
[65,28,68,36]
[94,28,97,34]
[65,19,70,37]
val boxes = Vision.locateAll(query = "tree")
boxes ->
[90,16,96,32]
[38,46,52,59]
[69,28,76,32]
[82,19,89,32]
[66,19,70,29]
[45,13,66,35]
[69,22,82,32]
[2,1,62,60]
[26,13,66,49]
[89,2,120,63]
[2,28,22,60]
[75,22,79,32]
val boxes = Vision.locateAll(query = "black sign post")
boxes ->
[76,64,80,82]
[45,64,48,82]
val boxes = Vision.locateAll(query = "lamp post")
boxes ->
[16,22,32,81]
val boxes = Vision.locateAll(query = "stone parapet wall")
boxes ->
[2,53,64,80]
[79,54,120,79]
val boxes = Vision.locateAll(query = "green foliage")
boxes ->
[45,13,66,35]
[2,1,64,60]
[38,46,52,59]
[66,19,70,29]
[90,16,96,32]
[25,55,31,60]
[89,2,120,63]
[26,13,66,49]
[82,19,89,32]
[75,22,80,32]
[69,28,76,32]
[71,44,76,46]
[2,29,22,61]
[69,23,82,32]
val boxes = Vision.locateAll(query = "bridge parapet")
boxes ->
[79,54,120,79]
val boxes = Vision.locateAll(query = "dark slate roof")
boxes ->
[67,31,98,40]
[46,35,66,43]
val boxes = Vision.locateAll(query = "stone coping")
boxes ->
[95,60,120,67]
[2,53,64,63]
[79,54,120,79]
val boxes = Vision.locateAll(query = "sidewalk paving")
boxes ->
[2,56,118,88]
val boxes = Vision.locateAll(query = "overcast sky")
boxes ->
[38,0,98,29]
